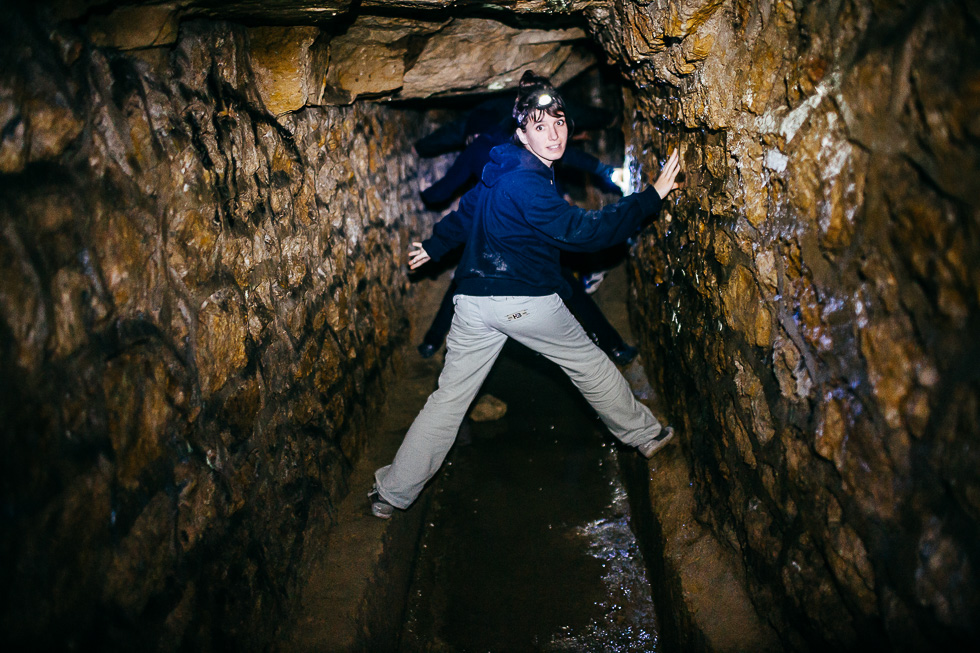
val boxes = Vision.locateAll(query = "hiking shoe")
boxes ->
[368,487,395,519]
[610,344,638,365]
[638,426,674,458]
[582,271,606,294]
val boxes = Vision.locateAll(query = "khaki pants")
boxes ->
[375,294,663,509]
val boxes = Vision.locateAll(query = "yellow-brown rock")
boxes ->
[401,19,593,97]
[616,0,980,648]
[196,290,248,398]
[322,15,437,104]
[721,264,772,348]
[86,5,179,50]
[1,14,434,649]
[248,26,324,114]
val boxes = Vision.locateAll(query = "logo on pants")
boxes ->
[506,310,529,321]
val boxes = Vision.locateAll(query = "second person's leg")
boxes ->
[419,279,458,357]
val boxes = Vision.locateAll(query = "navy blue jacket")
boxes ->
[421,143,662,299]
[421,128,619,206]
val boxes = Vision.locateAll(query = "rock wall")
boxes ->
[586,0,979,650]
[0,12,433,650]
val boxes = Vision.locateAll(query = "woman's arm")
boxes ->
[561,147,621,195]
[520,149,683,251]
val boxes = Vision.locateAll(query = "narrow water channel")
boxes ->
[397,339,659,652]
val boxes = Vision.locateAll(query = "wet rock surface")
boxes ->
[598,0,980,649]
[281,279,449,652]
[56,1,594,106]
[0,10,436,650]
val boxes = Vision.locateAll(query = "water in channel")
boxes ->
[398,339,659,652]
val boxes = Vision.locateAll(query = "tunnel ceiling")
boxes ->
[60,0,602,113]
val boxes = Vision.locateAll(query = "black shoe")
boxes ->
[417,342,438,358]
[368,487,395,519]
[610,344,638,365]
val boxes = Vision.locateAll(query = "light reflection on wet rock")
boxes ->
[547,485,658,653]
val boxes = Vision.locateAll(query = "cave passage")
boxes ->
[277,263,666,652]
[399,336,659,652]
[5,2,979,651]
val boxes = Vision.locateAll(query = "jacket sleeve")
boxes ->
[421,185,480,261]
[562,147,604,176]
[420,141,488,205]
[561,148,621,195]
[516,176,662,252]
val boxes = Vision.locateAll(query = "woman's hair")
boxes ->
[512,70,571,132]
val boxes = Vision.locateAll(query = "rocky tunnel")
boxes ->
[1,1,978,651]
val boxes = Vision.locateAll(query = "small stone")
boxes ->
[469,394,508,422]
[721,265,772,348]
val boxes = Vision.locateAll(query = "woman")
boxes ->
[370,71,683,518]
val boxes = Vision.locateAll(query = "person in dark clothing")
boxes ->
[416,107,635,363]
[420,120,621,207]
[413,93,616,158]
[369,71,682,518]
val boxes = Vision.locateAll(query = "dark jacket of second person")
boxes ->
[421,125,620,206]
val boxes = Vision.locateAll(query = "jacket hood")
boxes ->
[481,143,548,187]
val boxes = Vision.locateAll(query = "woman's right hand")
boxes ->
[408,242,430,270]
[653,149,682,199]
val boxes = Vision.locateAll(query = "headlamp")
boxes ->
[536,93,553,107]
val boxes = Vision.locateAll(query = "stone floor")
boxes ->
[280,269,451,652]
[280,262,778,653]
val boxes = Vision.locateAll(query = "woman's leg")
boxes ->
[375,295,508,508]
[498,294,664,448]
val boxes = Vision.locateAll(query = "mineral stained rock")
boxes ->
[0,12,436,651]
[592,0,980,649]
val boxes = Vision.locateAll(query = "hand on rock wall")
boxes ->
[653,149,683,199]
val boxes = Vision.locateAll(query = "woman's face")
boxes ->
[517,112,568,167]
